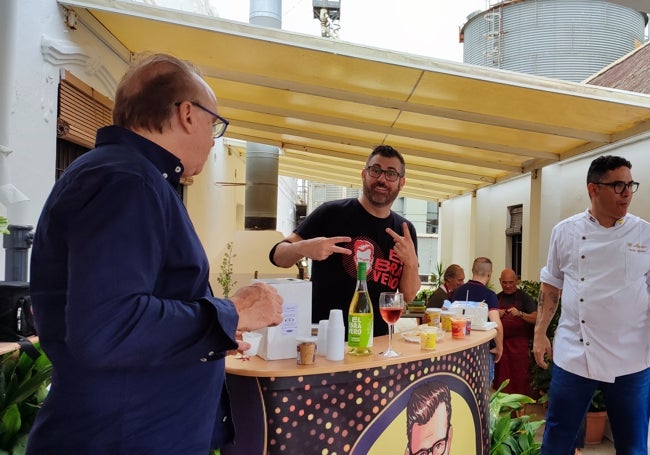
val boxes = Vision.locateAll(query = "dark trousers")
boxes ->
[541,365,650,455]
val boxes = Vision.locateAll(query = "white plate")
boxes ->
[401,326,445,343]
[472,321,497,331]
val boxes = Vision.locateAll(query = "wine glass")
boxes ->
[379,292,404,357]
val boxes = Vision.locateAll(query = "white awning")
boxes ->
[60,0,650,201]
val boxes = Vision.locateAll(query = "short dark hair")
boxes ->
[444,264,463,282]
[586,155,632,184]
[366,145,406,175]
[406,381,452,443]
[113,53,204,134]
[472,257,492,276]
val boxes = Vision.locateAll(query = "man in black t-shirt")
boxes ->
[269,145,420,336]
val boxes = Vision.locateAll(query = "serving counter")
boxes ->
[222,328,495,455]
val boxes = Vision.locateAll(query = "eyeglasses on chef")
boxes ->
[593,180,639,194]
[175,101,229,138]
[365,165,403,182]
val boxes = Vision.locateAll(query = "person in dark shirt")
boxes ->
[27,53,283,454]
[268,145,420,336]
[494,268,537,395]
[427,264,465,308]
[451,257,503,382]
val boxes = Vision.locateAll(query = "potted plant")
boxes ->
[489,380,544,455]
[0,216,9,234]
[0,343,52,454]
[584,388,607,445]
[522,280,561,400]
[215,242,237,298]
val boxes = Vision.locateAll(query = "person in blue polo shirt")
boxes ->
[451,257,503,383]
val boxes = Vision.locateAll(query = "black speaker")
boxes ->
[0,281,36,341]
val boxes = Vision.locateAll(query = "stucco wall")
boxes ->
[438,133,650,287]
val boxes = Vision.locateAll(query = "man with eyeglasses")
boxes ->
[27,54,283,453]
[269,145,420,336]
[404,381,453,455]
[533,155,650,454]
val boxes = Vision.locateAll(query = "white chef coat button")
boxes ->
[175,166,182,173]
[162,173,168,179]
[200,357,207,362]
[222,416,228,423]
[208,351,215,356]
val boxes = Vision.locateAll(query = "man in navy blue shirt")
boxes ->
[451,257,503,383]
[27,54,283,454]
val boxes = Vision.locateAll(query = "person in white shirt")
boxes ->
[533,155,650,454]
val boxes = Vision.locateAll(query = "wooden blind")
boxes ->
[57,71,113,149]
[505,205,523,236]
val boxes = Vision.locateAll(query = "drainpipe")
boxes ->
[245,0,281,230]
[3,225,33,282]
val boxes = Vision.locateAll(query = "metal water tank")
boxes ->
[461,0,646,82]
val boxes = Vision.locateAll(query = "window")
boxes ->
[506,205,523,277]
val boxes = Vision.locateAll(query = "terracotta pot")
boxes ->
[585,411,608,445]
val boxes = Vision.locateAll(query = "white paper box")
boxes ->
[252,278,312,360]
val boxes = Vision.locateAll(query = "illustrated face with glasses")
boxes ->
[406,382,453,455]
[175,101,229,138]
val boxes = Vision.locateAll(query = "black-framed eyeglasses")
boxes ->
[175,101,229,138]
[365,165,403,182]
[593,180,639,194]
[410,426,450,455]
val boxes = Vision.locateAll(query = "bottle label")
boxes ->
[348,313,373,347]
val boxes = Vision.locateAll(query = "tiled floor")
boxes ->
[580,439,615,454]
[532,409,615,454]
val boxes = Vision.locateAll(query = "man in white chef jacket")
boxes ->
[533,155,650,454]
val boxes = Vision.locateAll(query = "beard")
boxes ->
[362,179,399,209]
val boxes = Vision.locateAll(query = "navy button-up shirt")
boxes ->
[28,126,239,454]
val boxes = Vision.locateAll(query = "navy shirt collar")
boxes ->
[95,126,184,187]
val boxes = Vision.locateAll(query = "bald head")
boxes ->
[499,268,518,295]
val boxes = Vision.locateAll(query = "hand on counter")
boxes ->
[231,282,283,332]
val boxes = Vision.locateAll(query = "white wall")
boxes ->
[438,134,650,285]
[439,193,474,273]
[1,0,242,282]
[1,0,127,278]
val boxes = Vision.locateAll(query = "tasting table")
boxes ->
[222,328,496,455]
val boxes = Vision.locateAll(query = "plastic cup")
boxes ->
[451,318,466,339]
[426,308,442,327]
[242,331,262,356]
[297,336,318,365]
[441,311,454,332]
[317,320,329,356]
[420,326,437,350]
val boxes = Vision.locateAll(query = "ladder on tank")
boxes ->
[484,0,502,67]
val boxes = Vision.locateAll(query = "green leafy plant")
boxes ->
[429,262,445,288]
[0,217,9,235]
[0,344,52,454]
[414,288,434,302]
[216,242,237,298]
[589,388,605,412]
[489,380,544,455]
